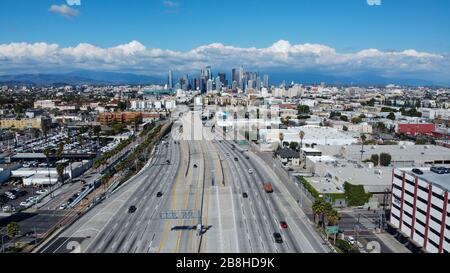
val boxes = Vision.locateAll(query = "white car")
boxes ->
[248,169,254,174]
[346,236,356,245]
[36,189,49,195]
[59,204,67,210]
[20,201,31,207]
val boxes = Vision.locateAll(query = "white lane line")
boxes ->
[229,179,240,252]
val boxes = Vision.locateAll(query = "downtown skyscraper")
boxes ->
[168,69,174,89]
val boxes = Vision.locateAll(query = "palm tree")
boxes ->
[57,142,64,159]
[360,134,367,162]
[312,199,326,225]
[6,222,20,238]
[325,209,341,226]
[56,164,65,183]
[299,130,305,149]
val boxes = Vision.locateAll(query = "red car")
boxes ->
[280,221,288,229]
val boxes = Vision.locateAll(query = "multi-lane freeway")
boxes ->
[37,109,329,253]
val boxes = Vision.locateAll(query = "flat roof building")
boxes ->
[316,145,450,167]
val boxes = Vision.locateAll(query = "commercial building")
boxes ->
[98,112,143,126]
[389,167,450,253]
[396,123,436,136]
[0,117,50,130]
[317,145,450,167]
[260,126,358,148]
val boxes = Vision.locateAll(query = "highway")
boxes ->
[36,109,329,253]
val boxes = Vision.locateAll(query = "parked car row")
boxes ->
[430,166,450,175]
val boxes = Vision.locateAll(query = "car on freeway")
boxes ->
[193,164,198,168]
[248,169,254,174]
[263,183,273,193]
[242,192,248,198]
[166,160,171,164]
[234,157,239,162]
[280,221,288,229]
[156,192,163,198]
[245,156,250,160]
[128,206,137,213]
[412,168,424,175]
[273,232,283,243]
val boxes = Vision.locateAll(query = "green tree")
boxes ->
[325,209,341,226]
[352,117,363,124]
[6,222,20,238]
[342,125,348,132]
[387,112,395,120]
[312,199,327,225]
[380,153,392,167]
[299,130,305,148]
[340,115,349,122]
[415,138,427,145]
[289,142,299,150]
[360,134,367,162]
[57,142,64,158]
[370,154,379,166]
[297,104,310,114]
[56,164,66,183]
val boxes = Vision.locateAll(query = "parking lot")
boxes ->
[0,182,51,213]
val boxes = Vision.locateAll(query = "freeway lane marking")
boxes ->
[157,141,186,253]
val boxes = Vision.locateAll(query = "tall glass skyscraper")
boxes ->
[168,69,174,89]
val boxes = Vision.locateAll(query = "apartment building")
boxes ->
[98,112,143,125]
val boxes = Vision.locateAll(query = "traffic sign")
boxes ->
[326,226,339,234]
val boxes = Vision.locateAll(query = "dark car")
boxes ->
[273,232,283,243]
[242,192,248,198]
[193,164,198,168]
[412,168,423,175]
[156,192,163,198]
[280,221,288,229]
[431,166,446,174]
[234,157,239,162]
[128,206,137,213]
[245,156,250,160]
[166,160,171,164]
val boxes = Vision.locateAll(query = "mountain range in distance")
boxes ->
[0,70,446,87]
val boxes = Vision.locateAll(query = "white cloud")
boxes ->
[49,4,79,18]
[0,40,448,83]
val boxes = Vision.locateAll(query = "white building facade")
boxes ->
[390,167,450,253]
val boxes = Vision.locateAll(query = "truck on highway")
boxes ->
[263,183,273,193]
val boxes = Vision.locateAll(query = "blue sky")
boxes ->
[1,0,449,53]
[0,0,450,85]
